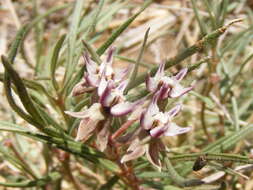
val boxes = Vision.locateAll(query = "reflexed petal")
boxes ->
[114,67,131,82]
[164,123,191,136]
[150,125,168,138]
[146,140,163,169]
[85,73,100,87]
[75,118,99,141]
[127,139,141,151]
[97,119,111,152]
[99,81,114,107]
[98,77,108,96]
[121,146,146,163]
[159,83,171,100]
[106,47,115,65]
[65,110,89,118]
[169,84,193,98]
[148,92,160,115]
[174,68,188,81]
[111,101,137,116]
[166,104,182,118]
[140,112,154,130]
[121,140,146,163]
[83,53,98,74]
[155,62,165,78]
[140,94,159,130]
[116,80,129,94]
[99,61,106,75]
[146,74,157,92]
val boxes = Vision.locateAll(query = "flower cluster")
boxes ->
[66,47,193,164]
[65,48,141,151]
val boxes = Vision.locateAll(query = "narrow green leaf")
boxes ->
[1,56,45,128]
[187,56,210,72]
[137,171,170,178]
[96,0,153,55]
[203,0,217,29]
[126,28,150,93]
[191,0,208,36]
[86,0,105,38]
[8,25,29,62]
[232,97,239,131]
[98,159,120,173]
[170,153,253,164]
[115,55,152,69]
[189,91,215,109]
[3,74,42,128]
[203,124,253,152]
[51,35,66,91]
[64,0,84,86]
[0,172,61,187]
[82,40,102,64]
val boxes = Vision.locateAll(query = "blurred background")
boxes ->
[0,0,253,189]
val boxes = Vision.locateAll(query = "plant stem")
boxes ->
[164,157,204,187]
[111,119,137,141]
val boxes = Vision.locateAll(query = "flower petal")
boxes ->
[114,66,131,82]
[159,83,171,100]
[83,52,98,74]
[140,112,154,130]
[65,110,89,118]
[164,123,191,136]
[140,93,159,130]
[75,118,99,141]
[106,47,115,65]
[149,92,160,115]
[121,139,146,163]
[146,140,164,169]
[99,81,114,107]
[85,73,100,87]
[146,73,157,92]
[150,125,168,138]
[174,68,188,81]
[97,119,111,152]
[116,80,129,94]
[166,104,182,118]
[98,76,108,96]
[169,84,193,98]
[111,101,137,117]
[155,62,165,78]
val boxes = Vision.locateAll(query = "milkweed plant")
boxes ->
[1,0,253,189]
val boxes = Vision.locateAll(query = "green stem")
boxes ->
[170,153,253,164]
[0,172,60,188]
[164,157,204,187]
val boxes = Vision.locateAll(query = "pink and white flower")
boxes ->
[98,76,144,117]
[140,90,191,138]
[146,62,193,99]
[121,90,191,168]
[72,47,129,96]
